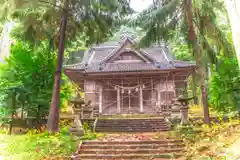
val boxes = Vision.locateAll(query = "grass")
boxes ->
[0,127,79,160]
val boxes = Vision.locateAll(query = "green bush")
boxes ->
[210,57,240,114]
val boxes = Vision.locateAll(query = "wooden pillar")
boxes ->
[151,77,154,105]
[173,75,176,97]
[140,85,143,112]
[117,87,121,113]
[99,85,103,114]
[158,83,161,109]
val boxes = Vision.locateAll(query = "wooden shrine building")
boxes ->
[64,34,196,115]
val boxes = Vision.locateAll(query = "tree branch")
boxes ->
[38,0,60,8]
[38,0,69,12]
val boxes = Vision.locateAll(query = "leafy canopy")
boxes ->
[0,0,133,48]
[0,41,72,117]
[129,0,235,66]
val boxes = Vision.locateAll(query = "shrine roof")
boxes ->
[64,34,196,74]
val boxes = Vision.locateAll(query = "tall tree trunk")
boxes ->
[9,89,16,135]
[36,105,41,129]
[185,0,210,124]
[47,0,69,133]
[224,0,240,68]
[21,103,24,119]
[192,72,198,105]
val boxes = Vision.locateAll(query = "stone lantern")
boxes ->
[171,95,194,125]
[69,93,85,136]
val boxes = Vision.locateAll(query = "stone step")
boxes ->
[95,126,170,130]
[96,123,168,126]
[72,153,183,159]
[96,124,168,126]
[80,148,183,154]
[72,140,185,160]
[96,119,167,122]
[95,127,170,130]
[98,118,165,119]
[96,124,169,127]
[96,122,167,125]
[95,128,170,131]
[95,129,169,132]
[83,140,183,145]
[81,143,185,149]
[98,119,166,122]
[95,118,170,132]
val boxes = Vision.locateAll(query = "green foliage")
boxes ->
[170,40,193,61]
[0,127,77,160]
[79,130,105,141]
[80,122,100,140]
[0,42,54,118]
[83,122,90,133]
[210,57,240,113]
[80,132,97,140]
[0,0,133,49]
[129,0,234,65]
[0,41,72,119]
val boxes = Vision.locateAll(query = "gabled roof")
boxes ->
[64,33,196,74]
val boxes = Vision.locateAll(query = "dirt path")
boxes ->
[0,135,8,160]
[225,139,240,160]
[0,144,7,160]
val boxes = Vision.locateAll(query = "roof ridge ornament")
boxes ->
[98,63,104,71]
[153,60,161,68]
[84,63,88,68]
[119,30,135,42]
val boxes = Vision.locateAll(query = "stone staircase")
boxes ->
[95,118,170,132]
[71,140,185,160]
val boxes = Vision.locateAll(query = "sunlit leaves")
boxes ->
[210,57,240,113]
[0,42,56,117]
